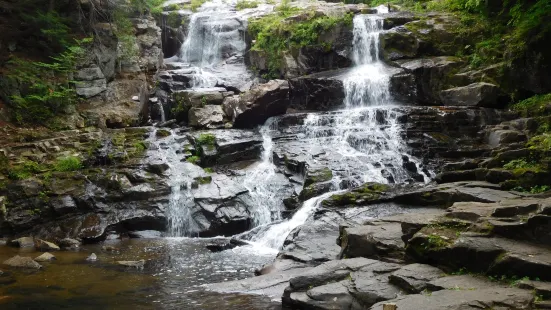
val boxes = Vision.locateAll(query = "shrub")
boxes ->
[197,133,216,146]
[236,0,260,10]
[186,156,201,164]
[54,156,82,172]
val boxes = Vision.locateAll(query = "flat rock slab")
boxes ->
[284,258,404,309]
[426,275,499,291]
[389,263,445,293]
[339,222,405,260]
[208,265,311,300]
[369,287,534,310]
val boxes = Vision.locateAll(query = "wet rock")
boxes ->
[0,270,16,286]
[9,237,34,248]
[58,238,81,250]
[440,82,507,108]
[34,252,56,262]
[102,245,120,253]
[127,230,163,239]
[86,253,98,262]
[3,255,42,269]
[298,181,334,201]
[188,105,225,129]
[189,130,262,166]
[52,195,78,215]
[144,159,170,175]
[206,240,237,252]
[289,68,348,110]
[117,260,145,269]
[388,263,444,293]
[223,80,289,128]
[321,183,390,208]
[34,239,60,251]
[304,167,333,187]
[380,26,419,61]
[486,129,527,148]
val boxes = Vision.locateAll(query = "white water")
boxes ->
[242,118,284,226]
[249,13,428,250]
[174,0,255,89]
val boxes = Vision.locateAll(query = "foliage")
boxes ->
[248,8,353,78]
[20,10,72,54]
[196,133,216,146]
[527,133,551,151]
[54,156,83,172]
[186,156,201,164]
[7,160,46,180]
[4,37,91,125]
[130,0,166,14]
[503,159,538,170]
[511,93,551,116]
[236,0,260,10]
[191,0,207,11]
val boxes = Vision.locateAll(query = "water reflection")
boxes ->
[0,238,280,309]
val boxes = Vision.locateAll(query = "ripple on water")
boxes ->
[0,238,280,309]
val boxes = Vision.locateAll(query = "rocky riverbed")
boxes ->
[1,0,551,308]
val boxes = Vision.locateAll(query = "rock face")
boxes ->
[288,69,348,110]
[223,80,290,128]
[440,82,507,108]
[188,105,226,128]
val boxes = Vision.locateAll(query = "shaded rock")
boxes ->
[304,167,333,187]
[289,68,348,110]
[34,252,56,262]
[380,27,419,61]
[127,230,163,239]
[34,239,61,251]
[487,129,527,148]
[117,260,145,269]
[440,83,507,108]
[58,238,81,250]
[3,255,42,269]
[223,80,289,128]
[9,237,34,248]
[388,263,444,293]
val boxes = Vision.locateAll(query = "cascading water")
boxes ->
[249,11,429,250]
[173,0,252,89]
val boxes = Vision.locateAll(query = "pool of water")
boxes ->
[0,238,281,310]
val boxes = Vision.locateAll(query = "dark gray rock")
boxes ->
[223,80,289,128]
[440,83,508,108]
[388,263,445,293]
[339,222,405,261]
[288,68,348,110]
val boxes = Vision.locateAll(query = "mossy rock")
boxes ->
[322,182,390,208]
[304,167,333,187]
[156,129,171,138]
[194,176,212,185]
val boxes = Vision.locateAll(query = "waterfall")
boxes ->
[242,118,283,226]
[344,15,390,107]
[249,12,429,250]
[175,0,249,88]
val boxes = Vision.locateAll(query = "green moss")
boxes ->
[512,93,551,117]
[236,0,259,10]
[7,160,47,180]
[196,133,216,146]
[187,156,201,165]
[194,176,212,184]
[172,92,193,122]
[248,9,353,78]
[304,167,333,187]
[156,129,171,138]
[204,167,214,173]
[322,182,389,207]
[54,156,82,172]
[190,0,207,11]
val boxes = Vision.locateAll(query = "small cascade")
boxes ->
[242,118,283,226]
[249,192,338,250]
[174,0,250,88]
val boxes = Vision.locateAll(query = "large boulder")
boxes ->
[74,67,107,98]
[223,80,290,128]
[440,82,508,108]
